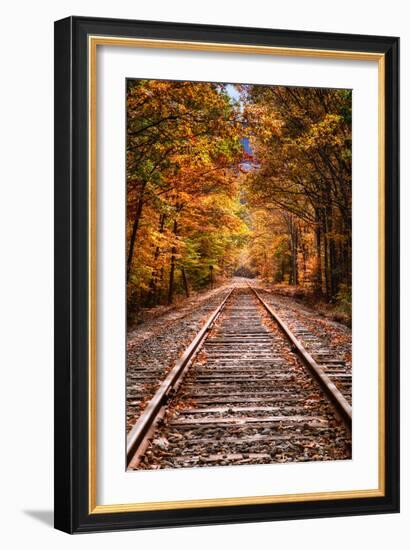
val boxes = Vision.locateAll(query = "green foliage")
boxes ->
[335,283,352,314]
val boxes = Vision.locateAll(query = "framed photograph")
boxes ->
[54,16,399,533]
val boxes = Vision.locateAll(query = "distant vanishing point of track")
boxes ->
[127,284,352,470]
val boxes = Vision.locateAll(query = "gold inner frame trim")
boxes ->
[88,35,386,514]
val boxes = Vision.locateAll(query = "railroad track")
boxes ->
[127,285,352,470]
[126,287,233,432]
[253,288,352,406]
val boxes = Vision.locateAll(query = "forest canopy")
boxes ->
[126,79,352,321]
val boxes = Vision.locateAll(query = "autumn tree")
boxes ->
[126,80,247,317]
[242,85,352,302]
[126,79,352,323]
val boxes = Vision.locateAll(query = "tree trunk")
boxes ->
[294,225,299,285]
[290,220,299,286]
[326,207,337,300]
[167,219,178,305]
[127,188,145,282]
[301,239,307,285]
[314,219,323,295]
[323,210,331,300]
[279,257,285,282]
[158,266,164,303]
[181,267,190,297]
[148,213,166,305]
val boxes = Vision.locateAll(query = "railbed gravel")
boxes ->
[127,285,232,432]
[133,290,351,470]
[255,285,352,372]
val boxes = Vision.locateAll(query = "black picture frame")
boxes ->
[54,15,400,533]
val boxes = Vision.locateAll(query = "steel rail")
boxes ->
[126,287,235,466]
[249,285,352,430]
